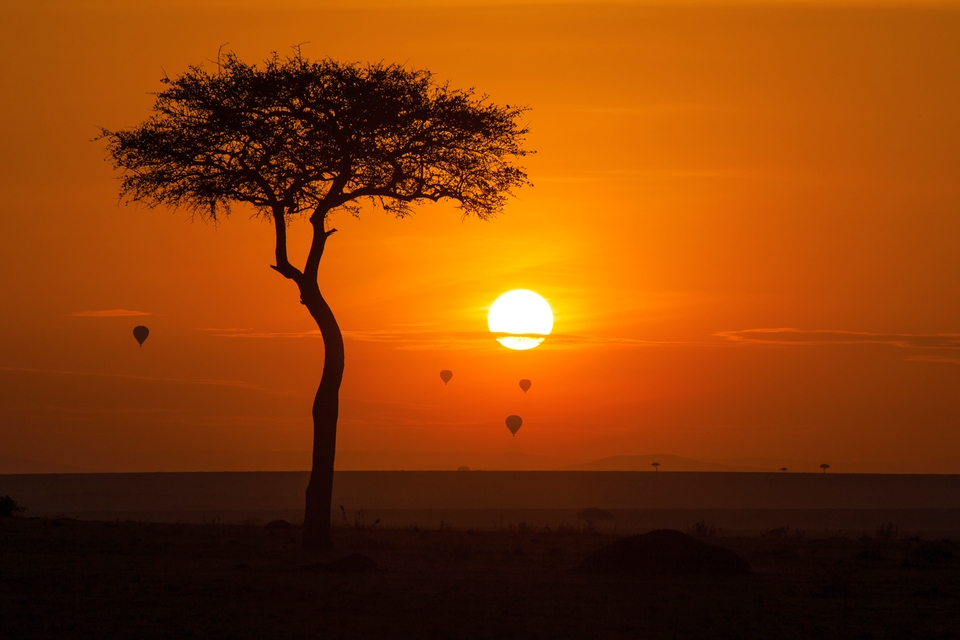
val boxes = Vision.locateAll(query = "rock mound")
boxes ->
[575,529,749,576]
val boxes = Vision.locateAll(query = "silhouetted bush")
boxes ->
[338,506,379,530]
[556,521,580,535]
[0,495,25,518]
[691,520,721,537]
[577,508,614,531]
[876,522,899,541]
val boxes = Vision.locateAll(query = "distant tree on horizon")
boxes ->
[99,50,531,550]
[820,463,830,473]
[651,462,660,472]
[780,467,788,473]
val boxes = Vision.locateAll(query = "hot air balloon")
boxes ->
[519,379,531,394]
[505,415,522,436]
[133,325,149,347]
[440,370,453,385]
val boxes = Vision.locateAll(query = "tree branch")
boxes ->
[303,208,337,282]
[270,208,303,282]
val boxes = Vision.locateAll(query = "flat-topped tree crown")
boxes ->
[101,50,530,224]
[99,50,531,549]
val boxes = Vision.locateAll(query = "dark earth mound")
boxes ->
[575,529,750,575]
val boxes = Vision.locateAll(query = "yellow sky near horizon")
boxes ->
[2,1,960,473]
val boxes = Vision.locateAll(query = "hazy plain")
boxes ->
[4,470,960,535]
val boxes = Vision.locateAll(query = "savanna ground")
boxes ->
[2,515,959,639]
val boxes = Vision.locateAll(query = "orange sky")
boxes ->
[2,1,960,473]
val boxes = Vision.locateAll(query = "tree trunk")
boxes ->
[299,281,345,550]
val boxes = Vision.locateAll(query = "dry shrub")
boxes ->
[0,495,25,518]
[691,520,721,537]
[338,506,379,530]
[761,526,790,540]
[876,523,899,541]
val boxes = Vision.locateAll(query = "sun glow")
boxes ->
[487,290,554,350]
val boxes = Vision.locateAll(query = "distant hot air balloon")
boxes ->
[505,415,523,436]
[440,370,453,385]
[133,325,149,347]
[519,379,531,394]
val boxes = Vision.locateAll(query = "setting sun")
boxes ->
[487,289,554,351]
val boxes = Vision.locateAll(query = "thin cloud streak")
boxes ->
[346,329,701,350]
[197,328,320,338]
[717,328,960,349]
[0,365,266,390]
[535,168,754,184]
[69,309,152,317]
[905,355,960,365]
[201,326,704,349]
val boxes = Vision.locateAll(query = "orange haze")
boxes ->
[2,1,960,473]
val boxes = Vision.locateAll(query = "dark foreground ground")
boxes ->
[2,517,959,639]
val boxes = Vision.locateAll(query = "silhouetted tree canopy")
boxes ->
[99,50,531,549]
[100,50,531,222]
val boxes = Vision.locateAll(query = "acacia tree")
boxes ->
[100,51,531,549]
